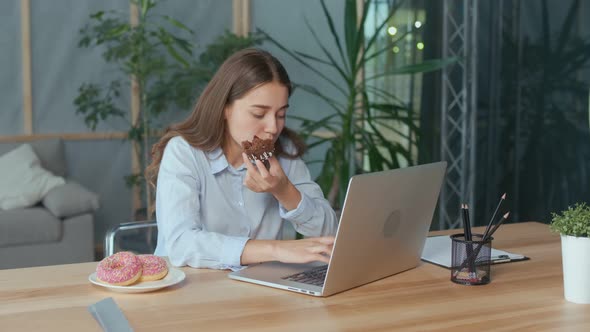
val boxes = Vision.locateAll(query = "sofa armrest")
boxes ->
[42,181,99,218]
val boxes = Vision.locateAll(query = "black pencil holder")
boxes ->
[450,233,493,285]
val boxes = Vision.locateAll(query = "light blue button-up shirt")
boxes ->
[154,136,338,269]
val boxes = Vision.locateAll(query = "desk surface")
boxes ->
[1,222,589,331]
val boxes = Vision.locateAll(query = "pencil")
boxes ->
[462,204,472,241]
[484,212,510,241]
[454,212,511,274]
[461,204,475,274]
[483,193,506,240]
[465,204,473,241]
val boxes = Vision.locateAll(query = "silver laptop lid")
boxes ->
[321,161,446,296]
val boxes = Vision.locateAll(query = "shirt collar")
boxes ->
[206,148,246,174]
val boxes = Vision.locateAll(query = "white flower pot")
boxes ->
[561,234,590,304]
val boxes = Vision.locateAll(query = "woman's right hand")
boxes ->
[240,237,335,265]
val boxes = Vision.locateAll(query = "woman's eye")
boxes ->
[252,113,264,119]
[277,114,286,119]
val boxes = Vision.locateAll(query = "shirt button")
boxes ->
[238,201,244,206]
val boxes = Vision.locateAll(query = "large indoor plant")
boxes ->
[260,0,455,207]
[74,0,261,216]
[549,202,590,304]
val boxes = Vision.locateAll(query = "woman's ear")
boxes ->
[223,105,232,120]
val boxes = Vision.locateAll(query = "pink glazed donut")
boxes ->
[137,255,168,281]
[96,251,142,286]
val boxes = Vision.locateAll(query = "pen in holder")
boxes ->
[450,233,493,285]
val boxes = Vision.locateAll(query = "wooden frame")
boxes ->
[20,0,32,135]
[0,132,128,143]
[130,2,142,215]
[232,0,251,37]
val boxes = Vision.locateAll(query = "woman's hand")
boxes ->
[242,153,301,210]
[242,153,288,194]
[272,237,335,264]
[241,237,335,265]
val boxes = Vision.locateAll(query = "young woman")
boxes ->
[145,48,337,270]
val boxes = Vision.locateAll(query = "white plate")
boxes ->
[89,267,186,293]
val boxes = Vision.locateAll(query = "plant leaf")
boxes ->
[293,83,346,114]
[303,16,350,81]
[319,0,349,73]
[293,50,333,67]
[352,0,372,63]
[343,0,358,69]
[364,57,459,81]
[259,28,348,97]
[162,15,194,33]
[363,0,405,65]
[364,28,412,63]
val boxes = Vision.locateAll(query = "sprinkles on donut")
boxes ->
[96,251,143,286]
[138,254,168,281]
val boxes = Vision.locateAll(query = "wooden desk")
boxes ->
[1,222,588,331]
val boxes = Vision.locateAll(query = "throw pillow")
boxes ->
[43,181,100,218]
[0,144,65,210]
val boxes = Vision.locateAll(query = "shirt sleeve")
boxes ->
[155,137,249,269]
[279,156,338,237]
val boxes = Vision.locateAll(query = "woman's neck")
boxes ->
[222,139,243,169]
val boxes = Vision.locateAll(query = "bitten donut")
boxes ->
[241,135,274,163]
[137,254,168,281]
[96,251,142,286]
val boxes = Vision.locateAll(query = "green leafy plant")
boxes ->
[74,0,262,215]
[259,0,455,208]
[550,203,590,237]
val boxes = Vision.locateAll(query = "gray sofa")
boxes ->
[0,139,98,269]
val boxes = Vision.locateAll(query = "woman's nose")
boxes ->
[265,117,278,134]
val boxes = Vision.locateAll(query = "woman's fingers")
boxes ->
[311,253,330,264]
[273,238,335,264]
[242,153,266,192]
[242,152,273,180]
[306,246,332,263]
[314,236,336,245]
[307,239,334,262]
[301,240,334,261]
[243,154,290,195]
[314,244,333,257]
[254,159,269,177]
[242,153,257,173]
[266,157,281,174]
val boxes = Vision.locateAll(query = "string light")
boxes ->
[387,26,397,36]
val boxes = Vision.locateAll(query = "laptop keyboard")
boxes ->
[282,265,328,287]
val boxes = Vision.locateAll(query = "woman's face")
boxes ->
[224,81,289,153]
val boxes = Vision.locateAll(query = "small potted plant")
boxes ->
[549,202,590,304]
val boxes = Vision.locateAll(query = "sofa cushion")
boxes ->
[43,181,100,218]
[0,207,62,247]
[0,144,66,210]
[30,139,67,178]
[0,138,67,177]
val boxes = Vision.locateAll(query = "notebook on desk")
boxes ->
[421,235,529,268]
[229,161,447,297]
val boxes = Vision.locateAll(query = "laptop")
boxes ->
[228,161,447,297]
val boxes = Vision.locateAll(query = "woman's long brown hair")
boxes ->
[145,48,306,212]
